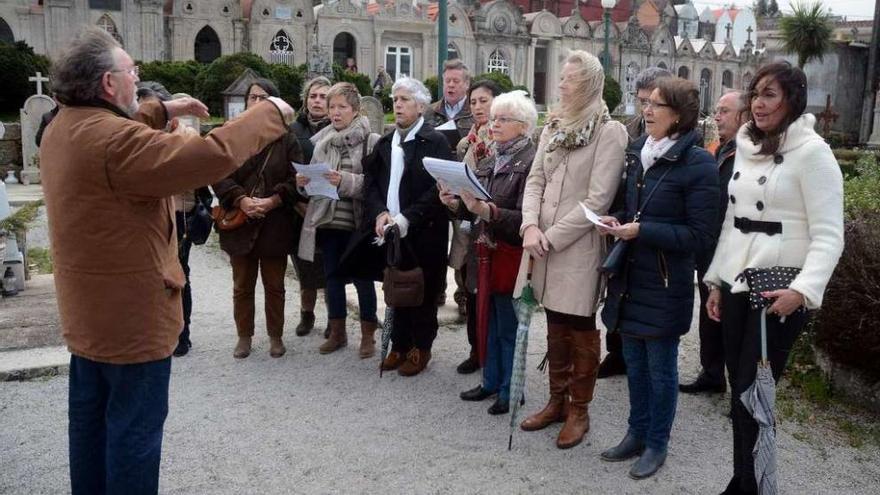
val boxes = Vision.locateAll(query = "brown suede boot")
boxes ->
[233,336,252,359]
[521,323,572,431]
[381,350,407,371]
[358,320,377,359]
[269,336,286,358]
[398,348,431,376]
[319,318,347,354]
[557,330,601,449]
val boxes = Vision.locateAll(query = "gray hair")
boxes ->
[51,27,120,105]
[443,59,471,82]
[491,90,539,137]
[722,89,748,112]
[391,77,431,109]
[137,81,172,102]
[635,67,674,93]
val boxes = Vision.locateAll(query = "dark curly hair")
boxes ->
[744,61,808,156]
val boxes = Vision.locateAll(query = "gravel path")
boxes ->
[2,226,879,494]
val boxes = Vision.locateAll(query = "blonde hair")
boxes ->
[552,50,606,131]
[326,82,361,112]
[491,90,538,137]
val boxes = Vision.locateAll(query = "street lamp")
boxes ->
[601,0,618,75]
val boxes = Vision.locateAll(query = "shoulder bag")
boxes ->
[382,225,425,307]
[212,148,273,231]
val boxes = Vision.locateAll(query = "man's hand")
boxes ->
[266,96,295,125]
[171,123,198,138]
[375,212,393,238]
[164,97,209,120]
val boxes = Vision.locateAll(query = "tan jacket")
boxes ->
[513,120,628,317]
[41,100,287,364]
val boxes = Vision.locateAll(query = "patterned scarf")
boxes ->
[466,123,493,164]
[493,135,531,175]
[544,105,611,154]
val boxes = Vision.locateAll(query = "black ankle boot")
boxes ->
[600,431,645,462]
[296,311,315,337]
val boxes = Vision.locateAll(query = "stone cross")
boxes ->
[747,26,753,42]
[28,72,49,96]
[725,23,733,41]
[817,94,839,138]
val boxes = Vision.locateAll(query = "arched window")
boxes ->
[0,17,14,44]
[97,14,123,46]
[657,61,668,70]
[722,70,733,89]
[447,43,459,61]
[194,26,221,63]
[487,49,509,75]
[743,72,754,91]
[678,66,690,80]
[699,68,713,113]
[269,30,294,65]
[333,32,356,68]
[624,62,639,113]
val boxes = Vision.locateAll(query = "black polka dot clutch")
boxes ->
[737,266,805,311]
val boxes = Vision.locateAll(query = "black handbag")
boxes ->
[184,201,214,246]
[737,266,805,311]
[600,166,674,277]
[382,225,425,308]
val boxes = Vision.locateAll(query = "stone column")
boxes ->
[137,0,164,62]
[868,91,880,146]
[43,0,74,60]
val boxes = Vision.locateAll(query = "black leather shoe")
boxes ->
[629,447,667,480]
[172,340,191,357]
[600,432,645,462]
[597,353,627,378]
[295,311,315,337]
[487,398,509,415]
[456,356,480,374]
[679,372,726,394]
[720,476,745,494]
[460,385,496,402]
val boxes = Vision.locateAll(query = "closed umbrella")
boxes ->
[379,306,394,378]
[740,307,778,495]
[508,258,537,450]
[475,229,492,366]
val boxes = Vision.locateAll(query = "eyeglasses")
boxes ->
[638,97,651,107]
[643,99,671,110]
[111,65,139,77]
[490,116,525,125]
[248,94,269,102]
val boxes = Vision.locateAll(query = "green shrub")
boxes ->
[843,152,880,217]
[0,41,51,114]
[193,53,272,115]
[138,60,203,96]
[332,64,372,96]
[424,76,439,101]
[474,72,514,92]
[377,85,392,112]
[269,63,307,111]
[604,77,623,114]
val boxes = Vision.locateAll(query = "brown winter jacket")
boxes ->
[41,100,287,364]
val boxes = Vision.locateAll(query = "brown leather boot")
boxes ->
[269,336,286,358]
[233,336,252,359]
[557,329,601,449]
[319,318,347,354]
[398,348,431,376]
[359,320,377,359]
[381,350,407,371]
[521,323,572,431]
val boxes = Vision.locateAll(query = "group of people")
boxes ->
[42,26,844,495]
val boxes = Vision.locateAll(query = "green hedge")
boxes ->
[332,64,372,97]
[193,53,273,115]
[604,77,622,115]
[0,42,51,114]
[138,60,203,97]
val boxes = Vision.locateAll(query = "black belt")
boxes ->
[734,217,782,236]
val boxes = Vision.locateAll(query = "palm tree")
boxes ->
[778,1,834,68]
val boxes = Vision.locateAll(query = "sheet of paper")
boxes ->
[434,120,457,131]
[292,162,339,200]
[422,157,491,200]
[578,202,606,226]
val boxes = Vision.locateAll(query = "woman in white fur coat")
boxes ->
[703,62,844,495]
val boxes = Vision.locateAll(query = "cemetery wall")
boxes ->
[0,123,22,171]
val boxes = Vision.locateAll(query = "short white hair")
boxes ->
[491,90,539,137]
[391,77,431,109]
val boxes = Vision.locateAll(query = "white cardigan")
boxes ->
[703,114,844,309]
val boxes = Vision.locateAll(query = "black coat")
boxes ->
[291,113,329,164]
[601,130,720,339]
[344,121,453,281]
[697,138,736,273]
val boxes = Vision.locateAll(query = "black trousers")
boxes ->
[606,327,622,355]
[721,287,808,493]
[697,268,725,382]
[175,212,193,346]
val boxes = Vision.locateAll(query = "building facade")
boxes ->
[0,0,763,114]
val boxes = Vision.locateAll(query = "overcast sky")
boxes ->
[691,0,876,20]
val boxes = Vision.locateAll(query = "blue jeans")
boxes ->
[621,335,680,452]
[482,295,517,402]
[68,355,171,495]
[318,228,377,322]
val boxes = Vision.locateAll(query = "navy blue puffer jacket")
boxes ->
[601,130,719,339]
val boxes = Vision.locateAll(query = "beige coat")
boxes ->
[41,100,287,364]
[513,120,628,317]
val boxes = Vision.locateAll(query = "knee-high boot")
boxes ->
[557,329,600,449]
[520,323,571,431]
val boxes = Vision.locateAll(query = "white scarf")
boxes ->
[387,116,424,216]
[641,135,677,171]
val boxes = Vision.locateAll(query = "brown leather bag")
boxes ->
[212,148,274,231]
[381,225,424,307]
